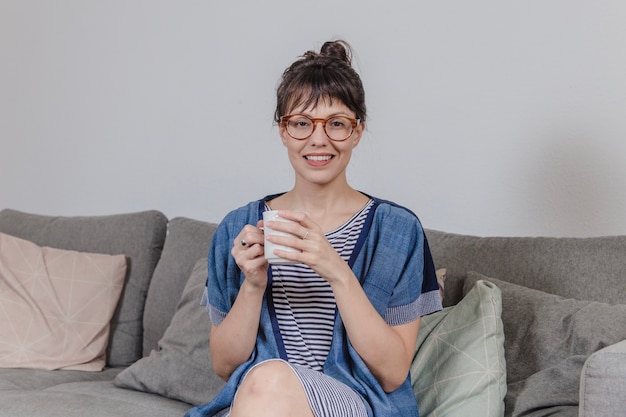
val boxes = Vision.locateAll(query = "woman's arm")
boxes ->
[330,267,421,392]
[209,223,268,381]
[209,279,265,381]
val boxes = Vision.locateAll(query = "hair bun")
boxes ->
[319,40,352,66]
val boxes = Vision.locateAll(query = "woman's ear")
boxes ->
[351,121,365,149]
[279,124,289,146]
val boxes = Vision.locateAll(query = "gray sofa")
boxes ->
[0,208,624,417]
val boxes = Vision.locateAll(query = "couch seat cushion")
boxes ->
[0,381,191,417]
[0,367,122,391]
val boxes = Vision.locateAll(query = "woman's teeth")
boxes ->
[306,155,332,161]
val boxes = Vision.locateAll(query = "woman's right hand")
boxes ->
[231,220,268,289]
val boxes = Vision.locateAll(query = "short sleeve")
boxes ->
[204,210,244,327]
[384,223,441,326]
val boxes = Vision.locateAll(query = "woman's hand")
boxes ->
[263,211,352,285]
[231,220,268,290]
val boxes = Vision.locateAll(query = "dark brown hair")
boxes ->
[274,40,367,123]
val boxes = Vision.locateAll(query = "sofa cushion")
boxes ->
[580,340,626,417]
[425,229,626,307]
[115,258,224,405]
[464,272,626,417]
[142,217,217,355]
[0,367,122,391]
[0,209,168,367]
[411,279,506,417]
[0,381,191,417]
[0,233,126,371]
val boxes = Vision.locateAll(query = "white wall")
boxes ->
[2,0,625,237]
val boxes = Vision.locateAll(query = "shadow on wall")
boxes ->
[524,131,624,237]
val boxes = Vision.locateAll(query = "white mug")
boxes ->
[262,210,299,265]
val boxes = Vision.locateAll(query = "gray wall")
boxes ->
[2,1,625,237]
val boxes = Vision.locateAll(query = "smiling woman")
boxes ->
[185,40,442,417]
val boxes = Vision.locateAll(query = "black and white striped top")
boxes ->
[269,200,374,371]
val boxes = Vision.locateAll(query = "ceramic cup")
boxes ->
[263,210,299,265]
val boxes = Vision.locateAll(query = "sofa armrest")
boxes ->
[579,339,626,417]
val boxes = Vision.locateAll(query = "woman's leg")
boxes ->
[230,360,314,417]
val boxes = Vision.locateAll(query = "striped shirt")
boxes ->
[269,200,374,371]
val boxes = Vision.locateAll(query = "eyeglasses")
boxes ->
[280,114,361,141]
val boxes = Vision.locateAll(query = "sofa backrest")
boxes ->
[425,229,626,307]
[142,217,218,356]
[0,209,168,367]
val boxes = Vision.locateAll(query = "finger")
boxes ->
[236,225,266,248]
[275,210,309,225]
[265,217,308,238]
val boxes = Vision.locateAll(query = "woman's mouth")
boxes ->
[305,155,333,162]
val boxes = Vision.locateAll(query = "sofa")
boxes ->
[0,207,624,417]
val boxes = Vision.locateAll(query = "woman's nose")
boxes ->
[309,120,330,144]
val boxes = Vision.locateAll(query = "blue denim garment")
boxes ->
[185,194,442,417]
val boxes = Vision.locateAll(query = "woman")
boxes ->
[186,40,442,417]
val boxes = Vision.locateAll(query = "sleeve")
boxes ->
[377,208,442,326]
[202,212,241,326]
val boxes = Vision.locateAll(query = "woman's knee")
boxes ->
[237,360,298,397]
[231,361,313,417]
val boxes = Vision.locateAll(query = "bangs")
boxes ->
[285,89,337,115]
[280,65,363,118]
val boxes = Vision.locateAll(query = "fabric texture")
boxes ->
[186,194,442,417]
[411,279,506,417]
[0,379,192,417]
[142,217,217,356]
[464,272,626,417]
[115,258,225,405]
[579,339,626,417]
[424,230,626,308]
[0,232,127,371]
[435,268,446,301]
[0,209,168,367]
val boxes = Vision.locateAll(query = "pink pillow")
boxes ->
[0,232,127,371]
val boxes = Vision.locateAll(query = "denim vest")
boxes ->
[185,194,441,417]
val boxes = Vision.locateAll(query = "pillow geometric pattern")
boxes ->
[0,232,127,371]
[411,279,506,417]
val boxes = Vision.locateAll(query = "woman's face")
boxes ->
[279,98,364,188]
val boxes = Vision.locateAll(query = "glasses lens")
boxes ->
[325,117,353,141]
[285,116,313,139]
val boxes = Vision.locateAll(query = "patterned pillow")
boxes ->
[411,279,506,417]
[0,232,127,371]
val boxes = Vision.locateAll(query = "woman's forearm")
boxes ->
[330,272,419,393]
[209,279,266,381]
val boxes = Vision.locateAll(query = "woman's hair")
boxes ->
[274,40,366,123]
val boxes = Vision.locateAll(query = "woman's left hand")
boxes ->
[264,210,351,284]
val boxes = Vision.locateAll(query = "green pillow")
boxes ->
[411,279,506,417]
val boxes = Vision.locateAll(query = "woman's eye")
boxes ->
[290,119,311,128]
[329,118,347,128]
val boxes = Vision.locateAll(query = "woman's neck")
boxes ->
[268,184,369,232]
